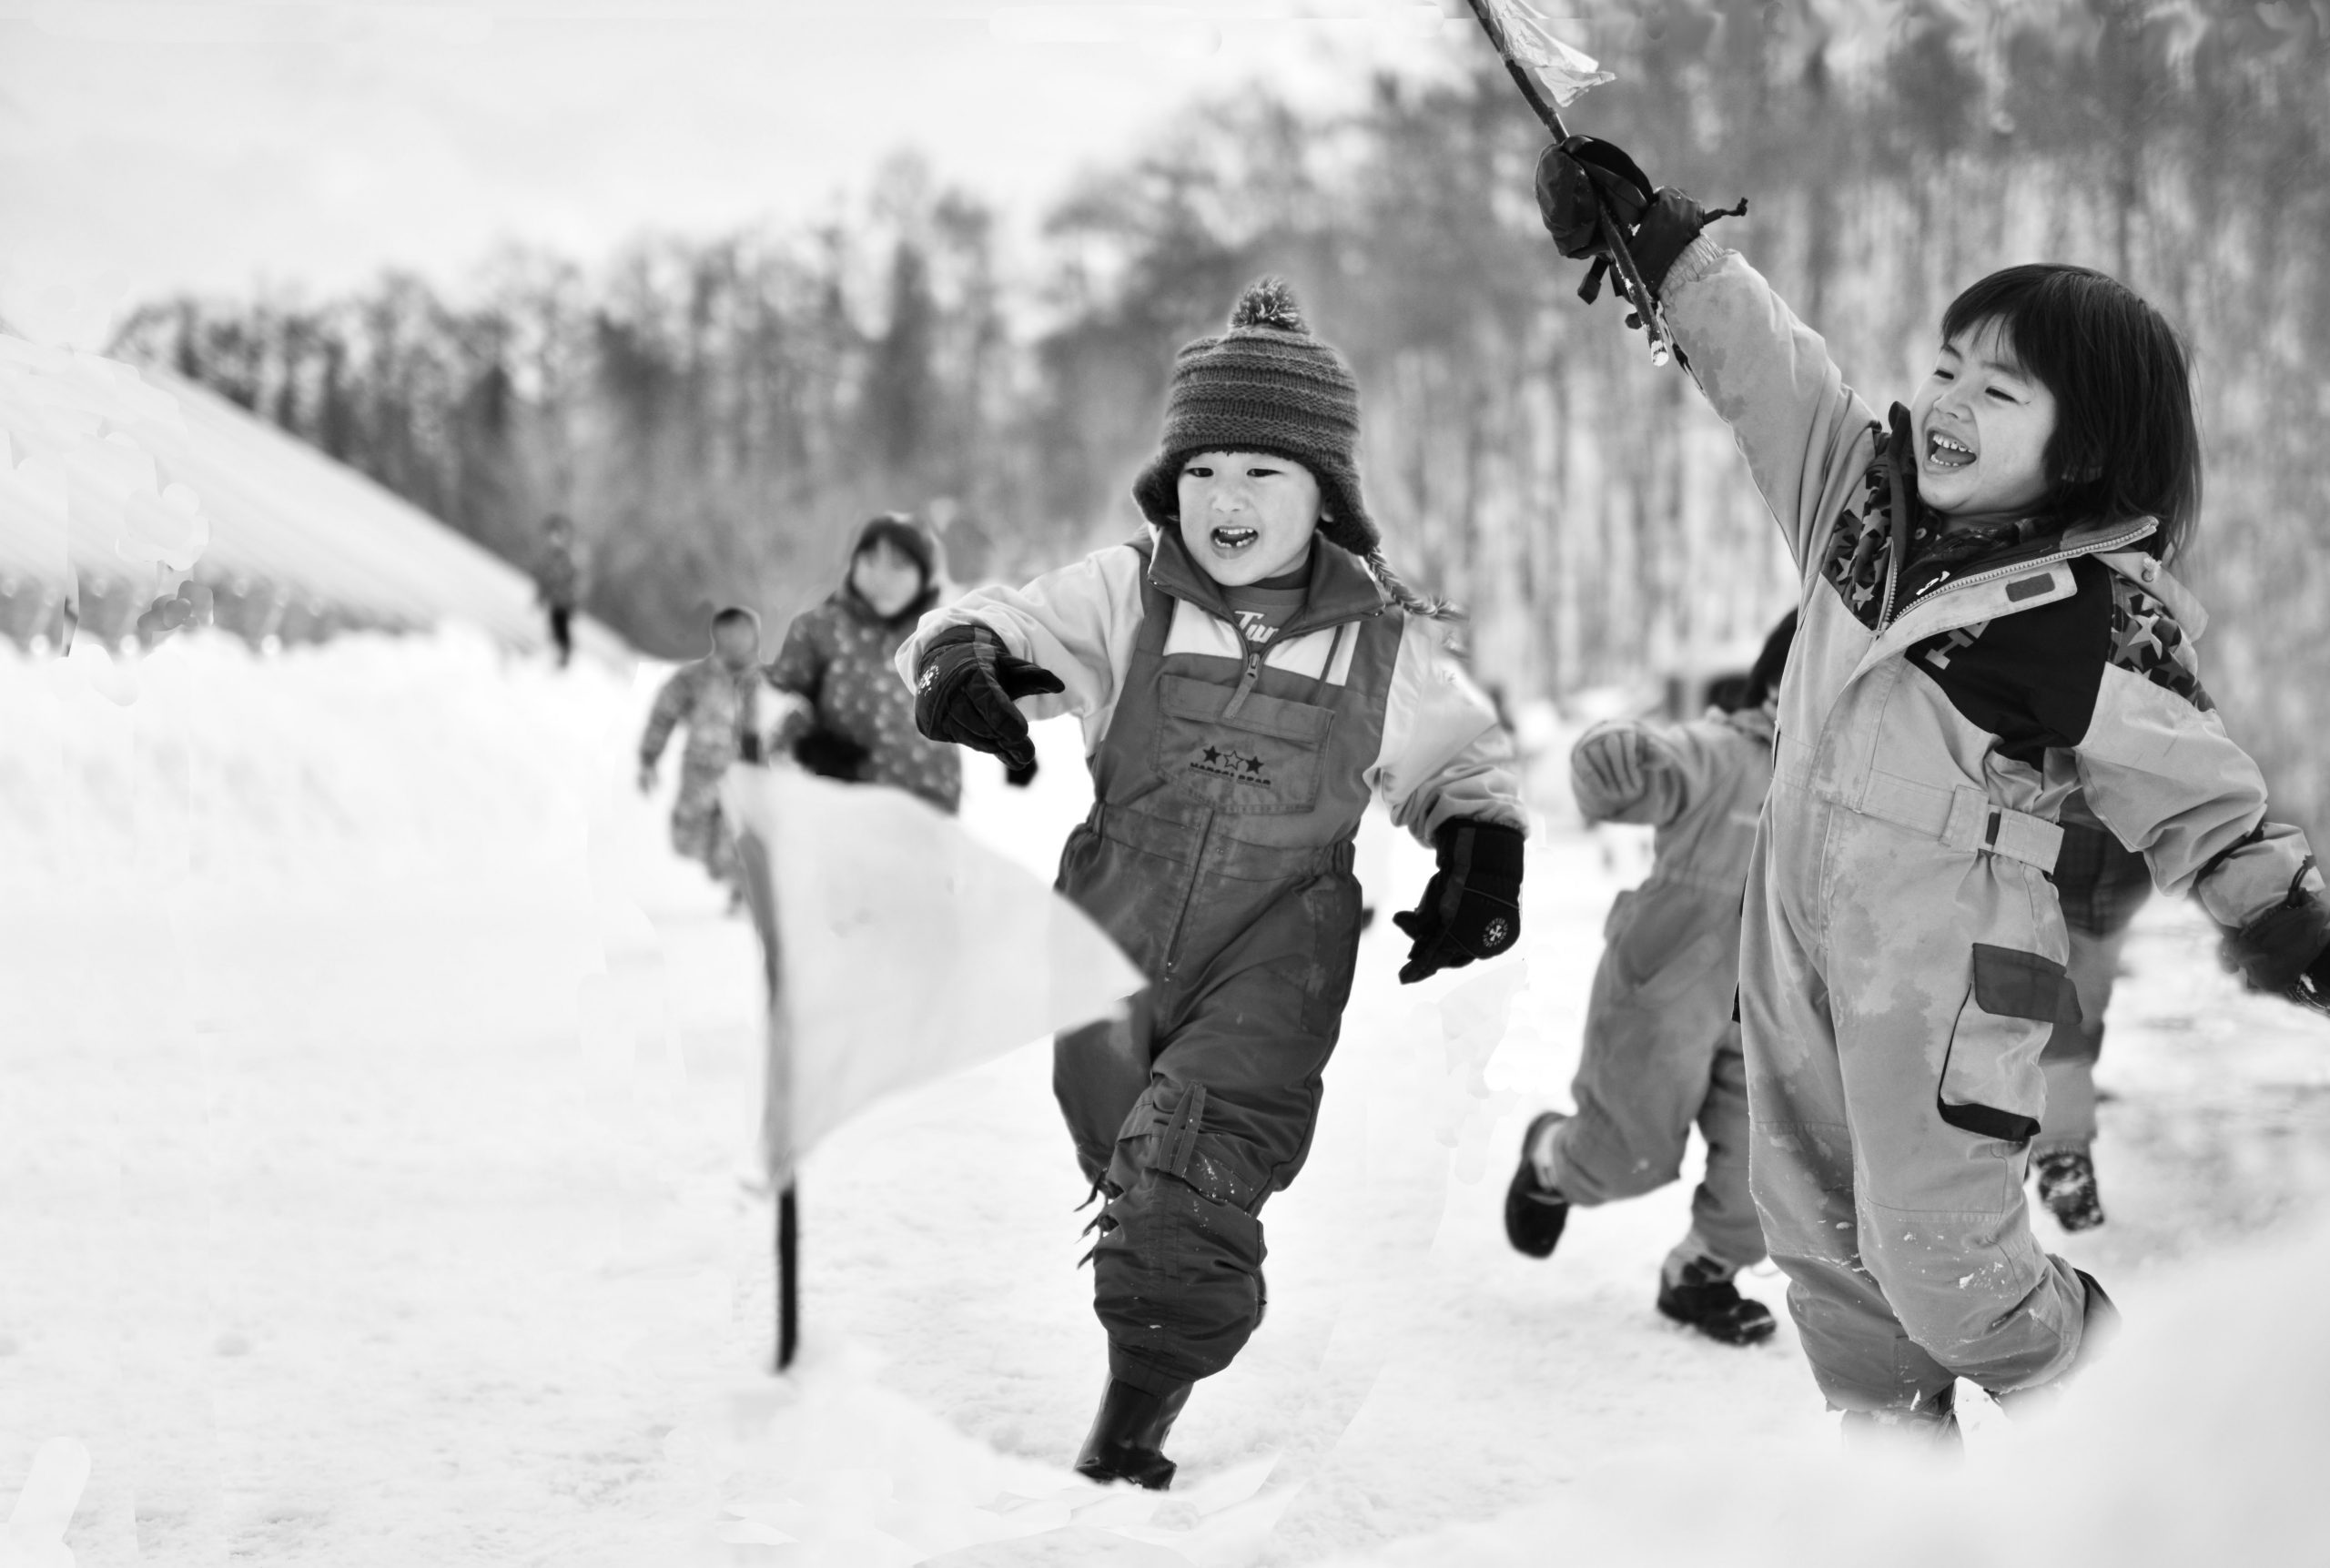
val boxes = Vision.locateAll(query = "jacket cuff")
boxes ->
[1663,233,1729,298]
[1438,818,1526,882]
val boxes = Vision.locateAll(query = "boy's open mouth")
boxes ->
[1927,430,1976,470]
[1211,525,1259,551]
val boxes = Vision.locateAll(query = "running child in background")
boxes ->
[1535,140,2330,1438]
[900,278,1527,1491]
[2031,795,2153,1231]
[764,513,970,814]
[1504,613,1796,1347]
[638,606,765,902]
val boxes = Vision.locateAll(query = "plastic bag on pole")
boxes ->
[721,764,1143,1167]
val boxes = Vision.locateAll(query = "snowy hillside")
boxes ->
[5,630,2329,1566]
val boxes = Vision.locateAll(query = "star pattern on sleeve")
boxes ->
[2108,576,2212,712]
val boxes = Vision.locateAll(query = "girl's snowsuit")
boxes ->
[767,588,962,814]
[1662,237,2323,1411]
[1554,706,1773,1275]
[898,528,1525,1392]
[2035,796,2153,1158]
[639,657,760,886]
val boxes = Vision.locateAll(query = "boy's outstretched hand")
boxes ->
[1395,819,1525,985]
[1534,137,1746,302]
[913,624,1065,774]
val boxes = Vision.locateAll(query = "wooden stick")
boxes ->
[1463,0,1675,367]
[734,821,798,1372]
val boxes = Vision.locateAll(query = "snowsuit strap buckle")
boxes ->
[1859,777,2064,873]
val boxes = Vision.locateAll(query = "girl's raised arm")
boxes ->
[1535,144,1879,580]
[1662,240,1881,579]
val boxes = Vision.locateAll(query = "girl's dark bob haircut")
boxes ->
[1940,263,2202,561]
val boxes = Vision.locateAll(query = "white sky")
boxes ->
[0,1,1498,347]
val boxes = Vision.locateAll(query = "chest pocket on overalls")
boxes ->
[1152,673,1333,815]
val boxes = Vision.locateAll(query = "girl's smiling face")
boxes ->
[1176,450,1321,587]
[1910,318,2061,524]
[849,538,925,619]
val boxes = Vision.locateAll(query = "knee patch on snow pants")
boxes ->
[1091,1079,1280,1389]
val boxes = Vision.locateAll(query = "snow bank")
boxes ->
[5,631,2329,1567]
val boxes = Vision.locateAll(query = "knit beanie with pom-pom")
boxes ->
[1130,277,1378,559]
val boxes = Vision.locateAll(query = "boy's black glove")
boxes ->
[912,624,1064,774]
[2221,861,2330,1017]
[1005,757,1039,789]
[1534,137,1745,302]
[1394,820,1525,985]
[793,725,872,781]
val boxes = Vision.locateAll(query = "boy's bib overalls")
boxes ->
[1051,543,1402,1394]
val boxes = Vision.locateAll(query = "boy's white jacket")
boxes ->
[1664,236,2317,934]
[894,528,1526,844]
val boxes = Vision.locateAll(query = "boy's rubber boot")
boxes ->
[1074,1378,1193,1490]
[1504,1111,1572,1259]
[2035,1148,2106,1231]
[1656,1256,1778,1346]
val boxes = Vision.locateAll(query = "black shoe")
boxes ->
[1504,1112,1571,1259]
[1073,1378,1191,1490]
[1656,1259,1778,1346]
[2035,1149,2106,1231]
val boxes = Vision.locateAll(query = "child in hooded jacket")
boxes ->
[899,278,1527,1490]
[1504,613,1795,1347]
[765,513,966,814]
[1535,140,2330,1436]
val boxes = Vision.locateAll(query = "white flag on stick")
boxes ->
[1474,1,1614,107]
[721,764,1143,1178]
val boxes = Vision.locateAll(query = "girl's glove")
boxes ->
[2219,859,2330,1017]
[1005,757,1040,789]
[1534,137,1745,302]
[793,726,872,781]
[912,624,1064,774]
[1394,820,1525,984]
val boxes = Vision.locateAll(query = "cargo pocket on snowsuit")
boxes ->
[1606,888,1725,1006]
[1936,944,2068,1142]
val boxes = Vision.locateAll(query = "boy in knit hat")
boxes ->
[900,278,1528,1490]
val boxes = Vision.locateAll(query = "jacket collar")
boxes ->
[1145,523,1388,633]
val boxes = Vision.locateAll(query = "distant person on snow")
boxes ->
[638,606,764,903]
[761,513,979,814]
[2029,794,2153,1232]
[1504,612,1796,1347]
[901,277,1527,1492]
[535,512,590,669]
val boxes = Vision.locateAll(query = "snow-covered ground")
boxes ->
[5,631,2329,1567]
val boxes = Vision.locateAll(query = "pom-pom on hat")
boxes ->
[1130,276,1377,558]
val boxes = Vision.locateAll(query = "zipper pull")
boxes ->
[1223,650,1263,718]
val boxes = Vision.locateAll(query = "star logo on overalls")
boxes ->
[1241,755,1265,777]
[1201,744,1224,766]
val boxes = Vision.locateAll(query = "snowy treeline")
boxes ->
[106,0,2330,819]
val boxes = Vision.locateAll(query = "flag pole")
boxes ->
[734,820,799,1371]
[1463,0,1676,367]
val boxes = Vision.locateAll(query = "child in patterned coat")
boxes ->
[765,514,966,814]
